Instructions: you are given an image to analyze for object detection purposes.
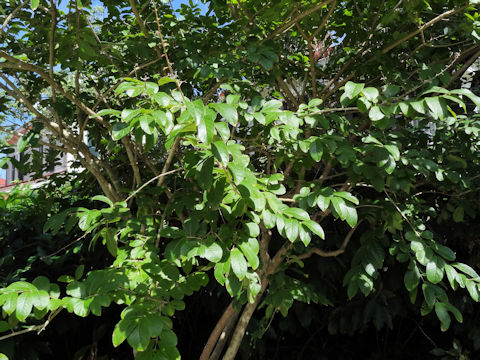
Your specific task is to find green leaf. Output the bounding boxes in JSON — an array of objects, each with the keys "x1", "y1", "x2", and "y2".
[
  {"x1": 330, "y1": 197, "x2": 348, "y2": 221},
  {"x1": 362, "y1": 87, "x2": 380, "y2": 102},
  {"x1": 3, "y1": 292, "x2": 18, "y2": 315},
  {"x1": 425, "y1": 97, "x2": 445, "y2": 119},
  {"x1": 344, "y1": 204, "x2": 358, "y2": 227},
  {"x1": 445, "y1": 264, "x2": 459, "y2": 290},
  {"x1": 398, "y1": 102, "x2": 411, "y2": 116},
  {"x1": 215, "y1": 122, "x2": 230, "y2": 141},
  {"x1": 384, "y1": 145, "x2": 400, "y2": 161},
  {"x1": 432, "y1": 244, "x2": 455, "y2": 261},
  {"x1": 193, "y1": 103, "x2": 215, "y2": 144},
  {"x1": 31, "y1": 0, "x2": 39, "y2": 9},
  {"x1": 74, "y1": 265, "x2": 84, "y2": 280},
  {"x1": 383, "y1": 84, "x2": 400, "y2": 97},
  {"x1": 302, "y1": 219, "x2": 325, "y2": 239},
  {"x1": 32, "y1": 290, "x2": 50, "y2": 310},
  {"x1": 230, "y1": 248, "x2": 248, "y2": 280},
  {"x1": 0, "y1": 353, "x2": 8, "y2": 360},
  {"x1": 309, "y1": 139, "x2": 323, "y2": 162},
  {"x1": 435, "y1": 302, "x2": 451, "y2": 332},
  {"x1": 262, "y1": 209, "x2": 276, "y2": 229},
  {"x1": 452, "y1": 263, "x2": 479, "y2": 279},
  {"x1": 239, "y1": 237, "x2": 260, "y2": 270},
  {"x1": 316, "y1": 194, "x2": 330, "y2": 212},
  {"x1": 213, "y1": 103, "x2": 238, "y2": 125},
  {"x1": 197, "y1": 156, "x2": 214, "y2": 190},
  {"x1": 43, "y1": 211, "x2": 69, "y2": 235},
  {"x1": 144, "y1": 314, "x2": 164, "y2": 337},
  {"x1": 344, "y1": 82, "x2": 365, "y2": 99},
  {"x1": 160, "y1": 328, "x2": 178, "y2": 347},
  {"x1": 426, "y1": 258, "x2": 444, "y2": 284},
  {"x1": 369, "y1": 105, "x2": 384, "y2": 121},
  {"x1": 283, "y1": 207, "x2": 310, "y2": 221},
  {"x1": 410, "y1": 100, "x2": 426, "y2": 114},
  {"x1": 127, "y1": 321, "x2": 151, "y2": 351},
  {"x1": 92, "y1": 195, "x2": 114, "y2": 206},
  {"x1": 450, "y1": 88, "x2": 480, "y2": 109},
  {"x1": 452, "y1": 206, "x2": 464, "y2": 222},
  {"x1": 158, "y1": 77, "x2": 176, "y2": 86},
  {"x1": 284, "y1": 218, "x2": 299, "y2": 242},
  {"x1": 17, "y1": 132, "x2": 33, "y2": 153},
  {"x1": 212, "y1": 141, "x2": 229, "y2": 165},
  {"x1": 16, "y1": 291, "x2": 34, "y2": 321},
  {"x1": 139, "y1": 115, "x2": 154, "y2": 135},
  {"x1": 245, "y1": 222, "x2": 260, "y2": 237},
  {"x1": 113, "y1": 318, "x2": 137, "y2": 347},
  {"x1": 404, "y1": 266, "x2": 420, "y2": 291},
  {"x1": 299, "y1": 225, "x2": 312, "y2": 246},
  {"x1": 112, "y1": 122, "x2": 132, "y2": 140},
  {"x1": 105, "y1": 228, "x2": 118, "y2": 257},
  {"x1": 333, "y1": 191, "x2": 359, "y2": 205},
  {"x1": 228, "y1": 162, "x2": 246, "y2": 184},
  {"x1": 466, "y1": 280, "x2": 479, "y2": 301},
  {"x1": 203, "y1": 242, "x2": 223, "y2": 263},
  {"x1": 422, "y1": 283, "x2": 436, "y2": 307}
]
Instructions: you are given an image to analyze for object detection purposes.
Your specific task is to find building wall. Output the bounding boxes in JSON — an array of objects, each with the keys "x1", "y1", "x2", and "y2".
[{"x1": 5, "y1": 143, "x2": 68, "y2": 185}]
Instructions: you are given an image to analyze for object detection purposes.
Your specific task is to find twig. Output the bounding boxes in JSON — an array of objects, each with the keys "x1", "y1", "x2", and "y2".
[
  {"x1": 297, "y1": 220, "x2": 362, "y2": 260},
  {"x1": 125, "y1": 168, "x2": 181, "y2": 202},
  {"x1": 382, "y1": 6, "x2": 468, "y2": 54},
  {"x1": 203, "y1": 77, "x2": 226, "y2": 104},
  {"x1": 384, "y1": 190, "x2": 421, "y2": 238},
  {"x1": 0, "y1": 0, "x2": 29, "y2": 39},
  {"x1": 92, "y1": 58, "x2": 162, "y2": 111},
  {"x1": 261, "y1": 0, "x2": 334, "y2": 44},
  {"x1": 0, "y1": 308, "x2": 62, "y2": 341},
  {"x1": 152, "y1": 0, "x2": 185, "y2": 98}
]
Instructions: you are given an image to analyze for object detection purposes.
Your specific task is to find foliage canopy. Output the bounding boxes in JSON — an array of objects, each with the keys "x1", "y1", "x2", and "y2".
[{"x1": 1, "y1": 0, "x2": 480, "y2": 358}]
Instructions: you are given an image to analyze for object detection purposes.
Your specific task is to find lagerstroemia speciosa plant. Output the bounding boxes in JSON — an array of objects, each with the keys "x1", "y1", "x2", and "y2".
[{"x1": 1, "y1": 0, "x2": 480, "y2": 358}]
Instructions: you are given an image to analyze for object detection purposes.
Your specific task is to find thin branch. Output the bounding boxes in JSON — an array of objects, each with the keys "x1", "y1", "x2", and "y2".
[
  {"x1": 261, "y1": 0, "x2": 334, "y2": 44},
  {"x1": 0, "y1": 51, "x2": 111, "y2": 130},
  {"x1": 0, "y1": 308, "x2": 62, "y2": 341},
  {"x1": 125, "y1": 168, "x2": 182, "y2": 202},
  {"x1": 384, "y1": 190, "x2": 421, "y2": 238},
  {"x1": 309, "y1": 0, "x2": 336, "y2": 41},
  {"x1": 382, "y1": 6, "x2": 468, "y2": 54},
  {"x1": 0, "y1": 75, "x2": 121, "y2": 201},
  {"x1": 128, "y1": 0, "x2": 164, "y2": 60},
  {"x1": 296, "y1": 23, "x2": 318, "y2": 98},
  {"x1": 157, "y1": 137, "x2": 181, "y2": 187},
  {"x1": 298, "y1": 220, "x2": 362, "y2": 260},
  {"x1": 0, "y1": 0, "x2": 29, "y2": 39},
  {"x1": 82, "y1": 8, "x2": 119, "y2": 69},
  {"x1": 152, "y1": 0, "x2": 185, "y2": 98},
  {"x1": 276, "y1": 75, "x2": 299, "y2": 109},
  {"x1": 203, "y1": 77, "x2": 226, "y2": 104},
  {"x1": 92, "y1": 58, "x2": 162, "y2": 111},
  {"x1": 49, "y1": 0, "x2": 57, "y2": 102},
  {"x1": 449, "y1": 49, "x2": 480, "y2": 86}
]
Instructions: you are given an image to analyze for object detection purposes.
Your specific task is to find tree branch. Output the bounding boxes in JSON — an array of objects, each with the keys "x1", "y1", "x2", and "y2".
[
  {"x1": 298, "y1": 220, "x2": 362, "y2": 260},
  {"x1": 261, "y1": 0, "x2": 334, "y2": 44},
  {"x1": 200, "y1": 302, "x2": 237, "y2": 360},
  {"x1": 0, "y1": 0, "x2": 29, "y2": 39},
  {"x1": 125, "y1": 168, "x2": 182, "y2": 202},
  {"x1": 382, "y1": 6, "x2": 468, "y2": 54}
]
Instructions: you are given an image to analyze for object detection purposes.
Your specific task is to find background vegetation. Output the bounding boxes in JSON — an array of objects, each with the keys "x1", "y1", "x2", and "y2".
[{"x1": 1, "y1": 0, "x2": 480, "y2": 359}]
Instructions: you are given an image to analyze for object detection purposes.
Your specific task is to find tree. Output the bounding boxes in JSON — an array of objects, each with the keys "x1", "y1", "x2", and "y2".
[{"x1": 1, "y1": 0, "x2": 480, "y2": 358}]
